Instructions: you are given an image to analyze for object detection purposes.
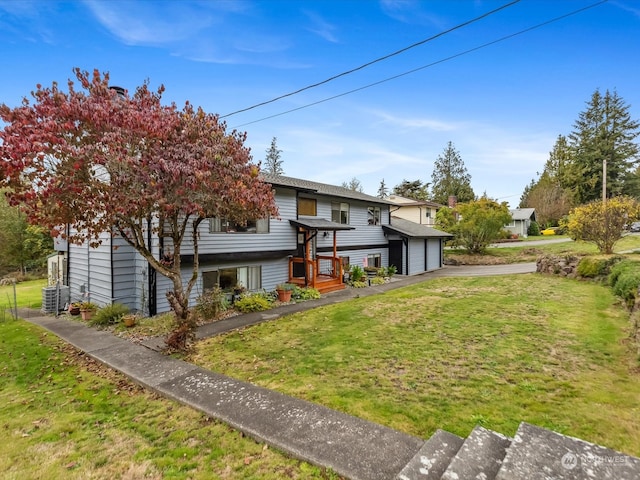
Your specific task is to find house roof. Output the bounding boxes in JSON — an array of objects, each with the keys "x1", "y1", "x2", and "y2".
[
  {"x1": 510, "y1": 208, "x2": 536, "y2": 221},
  {"x1": 262, "y1": 173, "x2": 393, "y2": 205},
  {"x1": 386, "y1": 194, "x2": 443, "y2": 208},
  {"x1": 289, "y1": 218, "x2": 355, "y2": 231},
  {"x1": 383, "y1": 216, "x2": 453, "y2": 238}
]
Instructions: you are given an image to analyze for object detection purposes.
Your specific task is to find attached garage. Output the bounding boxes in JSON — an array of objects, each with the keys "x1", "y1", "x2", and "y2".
[{"x1": 383, "y1": 217, "x2": 452, "y2": 275}]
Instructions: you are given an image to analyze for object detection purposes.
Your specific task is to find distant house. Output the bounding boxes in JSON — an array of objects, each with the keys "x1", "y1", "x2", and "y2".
[
  {"x1": 506, "y1": 208, "x2": 536, "y2": 238},
  {"x1": 387, "y1": 194, "x2": 443, "y2": 226},
  {"x1": 57, "y1": 174, "x2": 452, "y2": 315}
]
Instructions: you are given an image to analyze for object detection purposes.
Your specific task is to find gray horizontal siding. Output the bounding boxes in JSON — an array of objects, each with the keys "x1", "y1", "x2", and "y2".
[{"x1": 175, "y1": 189, "x2": 297, "y2": 256}]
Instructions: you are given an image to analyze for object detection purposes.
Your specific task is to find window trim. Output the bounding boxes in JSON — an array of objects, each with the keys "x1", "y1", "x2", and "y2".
[
  {"x1": 331, "y1": 201, "x2": 350, "y2": 225},
  {"x1": 209, "y1": 217, "x2": 269, "y2": 234},
  {"x1": 298, "y1": 197, "x2": 317, "y2": 216},
  {"x1": 368, "y1": 206, "x2": 381, "y2": 225}
]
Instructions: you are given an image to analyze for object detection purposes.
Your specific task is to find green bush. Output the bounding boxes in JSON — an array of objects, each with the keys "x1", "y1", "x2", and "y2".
[
  {"x1": 350, "y1": 265, "x2": 365, "y2": 283},
  {"x1": 292, "y1": 286, "x2": 320, "y2": 301},
  {"x1": 350, "y1": 280, "x2": 367, "y2": 288},
  {"x1": 195, "y1": 286, "x2": 228, "y2": 321},
  {"x1": 577, "y1": 257, "x2": 608, "y2": 278},
  {"x1": 233, "y1": 294, "x2": 272, "y2": 313},
  {"x1": 370, "y1": 276, "x2": 386, "y2": 285},
  {"x1": 90, "y1": 303, "x2": 129, "y2": 326},
  {"x1": 528, "y1": 221, "x2": 540, "y2": 236},
  {"x1": 609, "y1": 260, "x2": 640, "y2": 307}
]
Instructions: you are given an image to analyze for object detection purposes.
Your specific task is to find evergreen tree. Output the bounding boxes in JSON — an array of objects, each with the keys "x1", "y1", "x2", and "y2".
[
  {"x1": 377, "y1": 179, "x2": 388, "y2": 198},
  {"x1": 392, "y1": 179, "x2": 429, "y2": 200},
  {"x1": 566, "y1": 89, "x2": 639, "y2": 204},
  {"x1": 341, "y1": 177, "x2": 364, "y2": 193},
  {"x1": 430, "y1": 141, "x2": 475, "y2": 204},
  {"x1": 520, "y1": 135, "x2": 573, "y2": 226},
  {"x1": 263, "y1": 137, "x2": 284, "y2": 175}
]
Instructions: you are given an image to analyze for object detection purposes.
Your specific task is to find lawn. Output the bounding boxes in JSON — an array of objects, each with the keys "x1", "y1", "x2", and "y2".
[
  {"x1": 191, "y1": 274, "x2": 640, "y2": 457},
  {"x1": 446, "y1": 234, "x2": 640, "y2": 264},
  {"x1": 0, "y1": 278, "x2": 46, "y2": 312},
  {"x1": 0, "y1": 319, "x2": 342, "y2": 479}
]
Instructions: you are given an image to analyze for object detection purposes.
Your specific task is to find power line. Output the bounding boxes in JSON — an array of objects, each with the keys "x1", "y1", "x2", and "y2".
[
  {"x1": 220, "y1": 0, "x2": 521, "y2": 119},
  {"x1": 231, "y1": 0, "x2": 608, "y2": 129}
]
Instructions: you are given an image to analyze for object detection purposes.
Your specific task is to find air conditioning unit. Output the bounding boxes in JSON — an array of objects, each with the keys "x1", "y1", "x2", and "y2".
[{"x1": 42, "y1": 285, "x2": 70, "y2": 314}]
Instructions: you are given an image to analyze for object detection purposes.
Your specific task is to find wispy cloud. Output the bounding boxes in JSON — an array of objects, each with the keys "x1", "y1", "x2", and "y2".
[
  {"x1": 370, "y1": 109, "x2": 459, "y2": 131},
  {"x1": 303, "y1": 10, "x2": 338, "y2": 43},
  {"x1": 611, "y1": 1, "x2": 640, "y2": 18},
  {"x1": 379, "y1": 0, "x2": 447, "y2": 28},
  {"x1": 83, "y1": 0, "x2": 216, "y2": 45},
  {"x1": 0, "y1": 0, "x2": 56, "y2": 44},
  {"x1": 82, "y1": 0, "x2": 309, "y2": 68}
]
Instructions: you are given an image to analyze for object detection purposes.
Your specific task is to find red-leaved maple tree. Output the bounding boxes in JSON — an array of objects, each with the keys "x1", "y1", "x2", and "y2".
[{"x1": 0, "y1": 68, "x2": 278, "y2": 343}]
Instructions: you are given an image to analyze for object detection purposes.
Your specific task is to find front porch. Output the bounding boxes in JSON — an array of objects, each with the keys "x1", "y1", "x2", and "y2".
[{"x1": 287, "y1": 219, "x2": 354, "y2": 294}]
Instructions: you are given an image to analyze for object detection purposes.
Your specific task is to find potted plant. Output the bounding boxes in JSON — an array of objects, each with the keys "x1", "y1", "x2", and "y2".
[
  {"x1": 275, "y1": 283, "x2": 295, "y2": 302},
  {"x1": 122, "y1": 313, "x2": 137, "y2": 328},
  {"x1": 68, "y1": 302, "x2": 81, "y2": 316},
  {"x1": 79, "y1": 302, "x2": 97, "y2": 321}
]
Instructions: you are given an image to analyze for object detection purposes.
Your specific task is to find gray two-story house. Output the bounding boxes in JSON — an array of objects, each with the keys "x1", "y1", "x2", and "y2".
[{"x1": 59, "y1": 174, "x2": 451, "y2": 315}]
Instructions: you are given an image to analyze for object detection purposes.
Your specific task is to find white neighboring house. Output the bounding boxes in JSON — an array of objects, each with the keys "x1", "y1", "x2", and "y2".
[
  {"x1": 387, "y1": 195, "x2": 443, "y2": 226},
  {"x1": 506, "y1": 208, "x2": 536, "y2": 238}
]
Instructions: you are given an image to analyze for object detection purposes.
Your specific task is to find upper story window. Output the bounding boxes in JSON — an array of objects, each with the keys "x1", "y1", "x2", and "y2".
[
  {"x1": 298, "y1": 197, "x2": 317, "y2": 216},
  {"x1": 368, "y1": 206, "x2": 381, "y2": 225},
  {"x1": 209, "y1": 217, "x2": 269, "y2": 234},
  {"x1": 331, "y1": 202, "x2": 349, "y2": 224}
]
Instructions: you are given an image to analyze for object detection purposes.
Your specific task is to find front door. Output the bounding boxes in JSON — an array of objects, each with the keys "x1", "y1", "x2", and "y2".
[{"x1": 389, "y1": 240, "x2": 403, "y2": 275}]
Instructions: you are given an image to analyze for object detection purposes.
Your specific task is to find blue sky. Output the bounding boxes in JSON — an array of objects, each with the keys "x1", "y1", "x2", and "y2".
[{"x1": 1, "y1": 0, "x2": 639, "y2": 206}]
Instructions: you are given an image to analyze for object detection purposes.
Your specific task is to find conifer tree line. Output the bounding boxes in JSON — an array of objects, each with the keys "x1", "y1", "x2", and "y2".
[
  {"x1": 375, "y1": 141, "x2": 476, "y2": 204},
  {"x1": 520, "y1": 88, "x2": 640, "y2": 227}
]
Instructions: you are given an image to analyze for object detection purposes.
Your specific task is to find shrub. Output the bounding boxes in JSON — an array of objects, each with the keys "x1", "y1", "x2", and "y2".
[
  {"x1": 292, "y1": 286, "x2": 320, "y2": 301},
  {"x1": 194, "y1": 286, "x2": 228, "y2": 321},
  {"x1": 577, "y1": 257, "x2": 608, "y2": 278},
  {"x1": 276, "y1": 283, "x2": 296, "y2": 291},
  {"x1": 609, "y1": 260, "x2": 640, "y2": 307},
  {"x1": 386, "y1": 265, "x2": 397, "y2": 277},
  {"x1": 528, "y1": 221, "x2": 540, "y2": 236},
  {"x1": 578, "y1": 255, "x2": 624, "y2": 278},
  {"x1": 350, "y1": 265, "x2": 365, "y2": 283},
  {"x1": 350, "y1": 280, "x2": 368, "y2": 288},
  {"x1": 233, "y1": 294, "x2": 272, "y2": 313},
  {"x1": 370, "y1": 276, "x2": 385, "y2": 285},
  {"x1": 90, "y1": 303, "x2": 129, "y2": 326}
]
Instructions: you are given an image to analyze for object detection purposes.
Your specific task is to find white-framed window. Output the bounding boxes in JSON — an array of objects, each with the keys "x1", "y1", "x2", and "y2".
[
  {"x1": 367, "y1": 253, "x2": 382, "y2": 268},
  {"x1": 368, "y1": 206, "x2": 381, "y2": 225},
  {"x1": 202, "y1": 266, "x2": 262, "y2": 292},
  {"x1": 209, "y1": 217, "x2": 269, "y2": 234},
  {"x1": 331, "y1": 202, "x2": 349, "y2": 224}
]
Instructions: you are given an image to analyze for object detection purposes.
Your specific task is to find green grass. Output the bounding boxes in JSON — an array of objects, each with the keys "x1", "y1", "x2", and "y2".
[
  {"x1": 0, "y1": 278, "x2": 46, "y2": 311},
  {"x1": 0, "y1": 319, "x2": 342, "y2": 479},
  {"x1": 192, "y1": 274, "x2": 640, "y2": 457},
  {"x1": 447, "y1": 235, "x2": 640, "y2": 264}
]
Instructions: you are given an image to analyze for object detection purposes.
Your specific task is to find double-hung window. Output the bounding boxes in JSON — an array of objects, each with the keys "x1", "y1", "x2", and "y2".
[
  {"x1": 368, "y1": 206, "x2": 381, "y2": 225},
  {"x1": 202, "y1": 266, "x2": 262, "y2": 292},
  {"x1": 331, "y1": 202, "x2": 349, "y2": 224},
  {"x1": 209, "y1": 217, "x2": 269, "y2": 233}
]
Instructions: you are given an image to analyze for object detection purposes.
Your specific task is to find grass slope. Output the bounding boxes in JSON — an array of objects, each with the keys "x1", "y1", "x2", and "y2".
[
  {"x1": 0, "y1": 319, "x2": 341, "y2": 479},
  {"x1": 192, "y1": 274, "x2": 640, "y2": 457}
]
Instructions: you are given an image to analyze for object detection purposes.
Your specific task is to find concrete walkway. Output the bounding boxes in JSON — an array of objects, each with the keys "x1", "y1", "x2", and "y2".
[{"x1": 17, "y1": 263, "x2": 537, "y2": 480}]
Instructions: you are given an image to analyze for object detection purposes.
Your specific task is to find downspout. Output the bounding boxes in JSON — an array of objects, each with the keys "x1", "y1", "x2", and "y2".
[
  {"x1": 148, "y1": 218, "x2": 157, "y2": 316},
  {"x1": 110, "y1": 227, "x2": 114, "y2": 304}
]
